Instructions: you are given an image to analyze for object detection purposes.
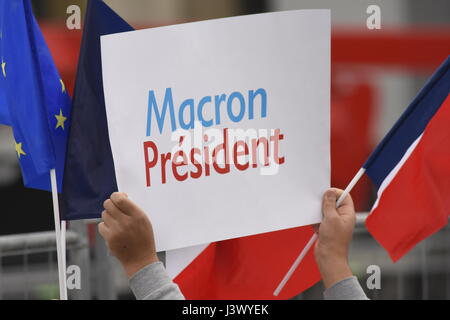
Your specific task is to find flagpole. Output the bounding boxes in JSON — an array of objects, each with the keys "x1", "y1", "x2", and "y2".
[
  {"x1": 61, "y1": 220, "x2": 67, "y2": 297},
  {"x1": 50, "y1": 168, "x2": 68, "y2": 300},
  {"x1": 273, "y1": 168, "x2": 366, "y2": 296}
]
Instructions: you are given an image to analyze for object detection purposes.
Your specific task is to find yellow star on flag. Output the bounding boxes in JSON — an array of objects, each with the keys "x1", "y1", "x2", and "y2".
[
  {"x1": 1, "y1": 60, "x2": 6, "y2": 78},
  {"x1": 60, "y1": 79, "x2": 65, "y2": 92},
  {"x1": 15, "y1": 141, "x2": 26, "y2": 158},
  {"x1": 55, "y1": 109, "x2": 67, "y2": 130}
]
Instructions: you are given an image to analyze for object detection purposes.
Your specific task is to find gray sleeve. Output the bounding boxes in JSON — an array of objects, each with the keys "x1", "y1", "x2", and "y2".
[
  {"x1": 129, "y1": 261, "x2": 185, "y2": 300},
  {"x1": 323, "y1": 276, "x2": 369, "y2": 300}
]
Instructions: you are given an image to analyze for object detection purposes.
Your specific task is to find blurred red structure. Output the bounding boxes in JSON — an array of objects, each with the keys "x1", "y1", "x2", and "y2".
[
  {"x1": 40, "y1": 22, "x2": 82, "y2": 95},
  {"x1": 331, "y1": 27, "x2": 450, "y2": 210},
  {"x1": 40, "y1": 21, "x2": 450, "y2": 212},
  {"x1": 333, "y1": 27, "x2": 450, "y2": 71},
  {"x1": 331, "y1": 78, "x2": 376, "y2": 210}
]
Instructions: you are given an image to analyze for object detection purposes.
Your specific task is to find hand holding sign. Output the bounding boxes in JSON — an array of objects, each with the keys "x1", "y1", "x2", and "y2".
[{"x1": 99, "y1": 192, "x2": 159, "y2": 277}]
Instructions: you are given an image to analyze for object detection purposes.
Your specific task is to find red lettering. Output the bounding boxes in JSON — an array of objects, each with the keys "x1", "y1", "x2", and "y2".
[
  {"x1": 233, "y1": 140, "x2": 249, "y2": 171},
  {"x1": 161, "y1": 152, "x2": 172, "y2": 184},
  {"x1": 270, "y1": 129, "x2": 285, "y2": 164},
  {"x1": 251, "y1": 136, "x2": 269, "y2": 168},
  {"x1": 172, "y1": 150, "x2": 188, "y2": 181},
  {"x1": 143, "y1": 141, "x2": 158, "y2": 187},
  {"x1": 190, "y1": 148, "x2": 202, "y2": 179},
  {"x1": 212, "y1": 128, "x2": 231, "y2": 174}
]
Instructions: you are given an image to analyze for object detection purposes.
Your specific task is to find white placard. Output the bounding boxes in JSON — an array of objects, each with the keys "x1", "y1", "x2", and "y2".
[{"x1": 101, "y1": 10, "x2": 330, "y2": 252}]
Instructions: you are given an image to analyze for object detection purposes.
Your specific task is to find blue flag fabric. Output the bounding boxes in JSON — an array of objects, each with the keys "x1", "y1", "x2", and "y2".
[
  {"x1": 61, "y1": 0, "x2": 134, "y2": 220},
  {"x1": 0, "y1": 0, "x2": 71, "y2": 192},
  {"x1": 363, "y1": 56, "x2": 450, "y2": 188}
]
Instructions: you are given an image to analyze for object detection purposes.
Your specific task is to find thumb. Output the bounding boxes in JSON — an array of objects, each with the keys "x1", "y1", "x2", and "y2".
[
  {"x1": 110, "y1": 192, "x2": 142, "y2": 217},
  {"x1": 322, "y1": 189, "x2": 338, "y2": 219}
]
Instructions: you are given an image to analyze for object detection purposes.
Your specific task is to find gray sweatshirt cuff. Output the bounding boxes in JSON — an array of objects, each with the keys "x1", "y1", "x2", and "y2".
[
  {"x1": 323, "y1": 276, "x2": 369, "y2": 300},
  {"x1": 129, "y1": 261, "x2": 185, "y2": 300}
]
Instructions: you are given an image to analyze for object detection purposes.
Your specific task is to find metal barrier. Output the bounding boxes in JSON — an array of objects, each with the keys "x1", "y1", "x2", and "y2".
[
  {"x1": 0, "y1": 230, "x2": 89, "y2": 300},
  {"x1": 358, "y1": 214, "x2": 450, "y2": 300},
  {"x1": 0, "y1": 215, "x2": 448, "y2": 300},
  {"x1": 299, "y1": 213, "x2": 450, "y2": 300}
]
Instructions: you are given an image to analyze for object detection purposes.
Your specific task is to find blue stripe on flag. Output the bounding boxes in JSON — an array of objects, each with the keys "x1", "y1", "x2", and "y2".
[
  {"x1": 60, "y1": 0, "x2": 134, "y2": 220},
  {"x1": 363, "y1": 56, "x2": 450, "y2": 188}
]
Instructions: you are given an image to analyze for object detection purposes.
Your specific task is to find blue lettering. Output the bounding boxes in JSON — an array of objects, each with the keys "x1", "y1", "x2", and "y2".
[
  {"x1": 146, "y1": 88, "x2": 177, "y2": 136},
  {"x1": 146, "y1": 88, "x2": 267, "y2": 135},
  {"x1": 179, "y1": 98, "x2": 195, "y2": 130},
  {"x1": 227, "y1": 91, "x2": 246, "y2": 123},
  {"x1": 197, "y1": 96, "x2": 213, "y2": 127},
  {"x1": 214, "y1": 94, "x2": 226, "y2": 125},
  {"x1": 248, "y1": 88, "x2": 267, "y2": 119}
]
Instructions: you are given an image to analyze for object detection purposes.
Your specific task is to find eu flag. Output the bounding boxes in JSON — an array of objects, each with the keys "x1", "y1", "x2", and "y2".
[
  {"x1": 0, "y1": 0, "x2": 71, "y2": 192},
  {"x1": 61, "y1": 0, "x2": 133, "y2": 220}
]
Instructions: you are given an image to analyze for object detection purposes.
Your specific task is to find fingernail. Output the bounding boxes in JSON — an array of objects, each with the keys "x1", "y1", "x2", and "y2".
[{"x1": 325, "y1": 190, "x2": 335, "y2": 200}]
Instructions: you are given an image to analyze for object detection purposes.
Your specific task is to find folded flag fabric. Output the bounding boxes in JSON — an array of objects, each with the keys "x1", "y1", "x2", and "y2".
[
  {"x1": 60, "y1": 0, "x2": 133, "y2": 220},
  {"x1": 168, "y1": 225, "x2": 321, "y2": 300},
  {"x1": 364, "y1": 56, "x2": 450, "y2": 261},
  {"x1": 0, "y1": 0, "x2": 71, "y2": 192}
]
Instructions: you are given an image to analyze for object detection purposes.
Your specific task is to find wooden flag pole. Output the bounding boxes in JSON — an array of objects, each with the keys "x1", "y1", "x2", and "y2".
[
  {"x1": 273, "y1": 168, "x2": 366, "y2": 296},
  {"x1": 50, "y1": 169, "x2": 68, "y2": 300}
]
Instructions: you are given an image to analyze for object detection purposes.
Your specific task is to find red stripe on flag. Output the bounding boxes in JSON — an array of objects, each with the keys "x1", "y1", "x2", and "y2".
[
  {"x1": 173, "y1": 225, "x2": 320, "y2": 300},
  {"x1": 366, "y1": 94, "x2": 450, "y2": 262}
]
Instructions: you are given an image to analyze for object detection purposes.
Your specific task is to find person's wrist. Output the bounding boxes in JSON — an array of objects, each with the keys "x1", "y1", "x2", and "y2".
[
  {"x1": 123, "y1": 253, "x2": 159, "y2": 278},
  {"x1": 315, "y1": 247, "x2": 352, "y2": 289}
]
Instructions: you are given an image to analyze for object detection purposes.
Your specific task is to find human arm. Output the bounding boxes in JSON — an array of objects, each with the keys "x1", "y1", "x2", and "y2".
[
  {"x1": 98, "y1": 192, "x2": 184, "y2": 300},
  {"x1": 314, "y1": 188, "x2": 368, "y2": 300}
]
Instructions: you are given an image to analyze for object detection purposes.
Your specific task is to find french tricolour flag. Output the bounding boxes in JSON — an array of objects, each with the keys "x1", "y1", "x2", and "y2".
[
  {"x1": 364, "y1": 56, "x2": 450, "y2": 261},
  {"x1": 166, "y1": 226, "x2": 321, "y2": 299}
]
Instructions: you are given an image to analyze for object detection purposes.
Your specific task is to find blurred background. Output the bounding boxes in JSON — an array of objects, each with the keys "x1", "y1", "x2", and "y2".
[{"x1": 0, "y1": 0, "x2": 449, "y2": 299}]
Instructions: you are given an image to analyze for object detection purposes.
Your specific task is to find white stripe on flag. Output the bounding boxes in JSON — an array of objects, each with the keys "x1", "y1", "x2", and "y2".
[
  {"x1": 370, "y1": 133, "x2": 423, "y2": 212},
  {"x1": 166, "y1": 243, "x2": 209, "y2": 279}
]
